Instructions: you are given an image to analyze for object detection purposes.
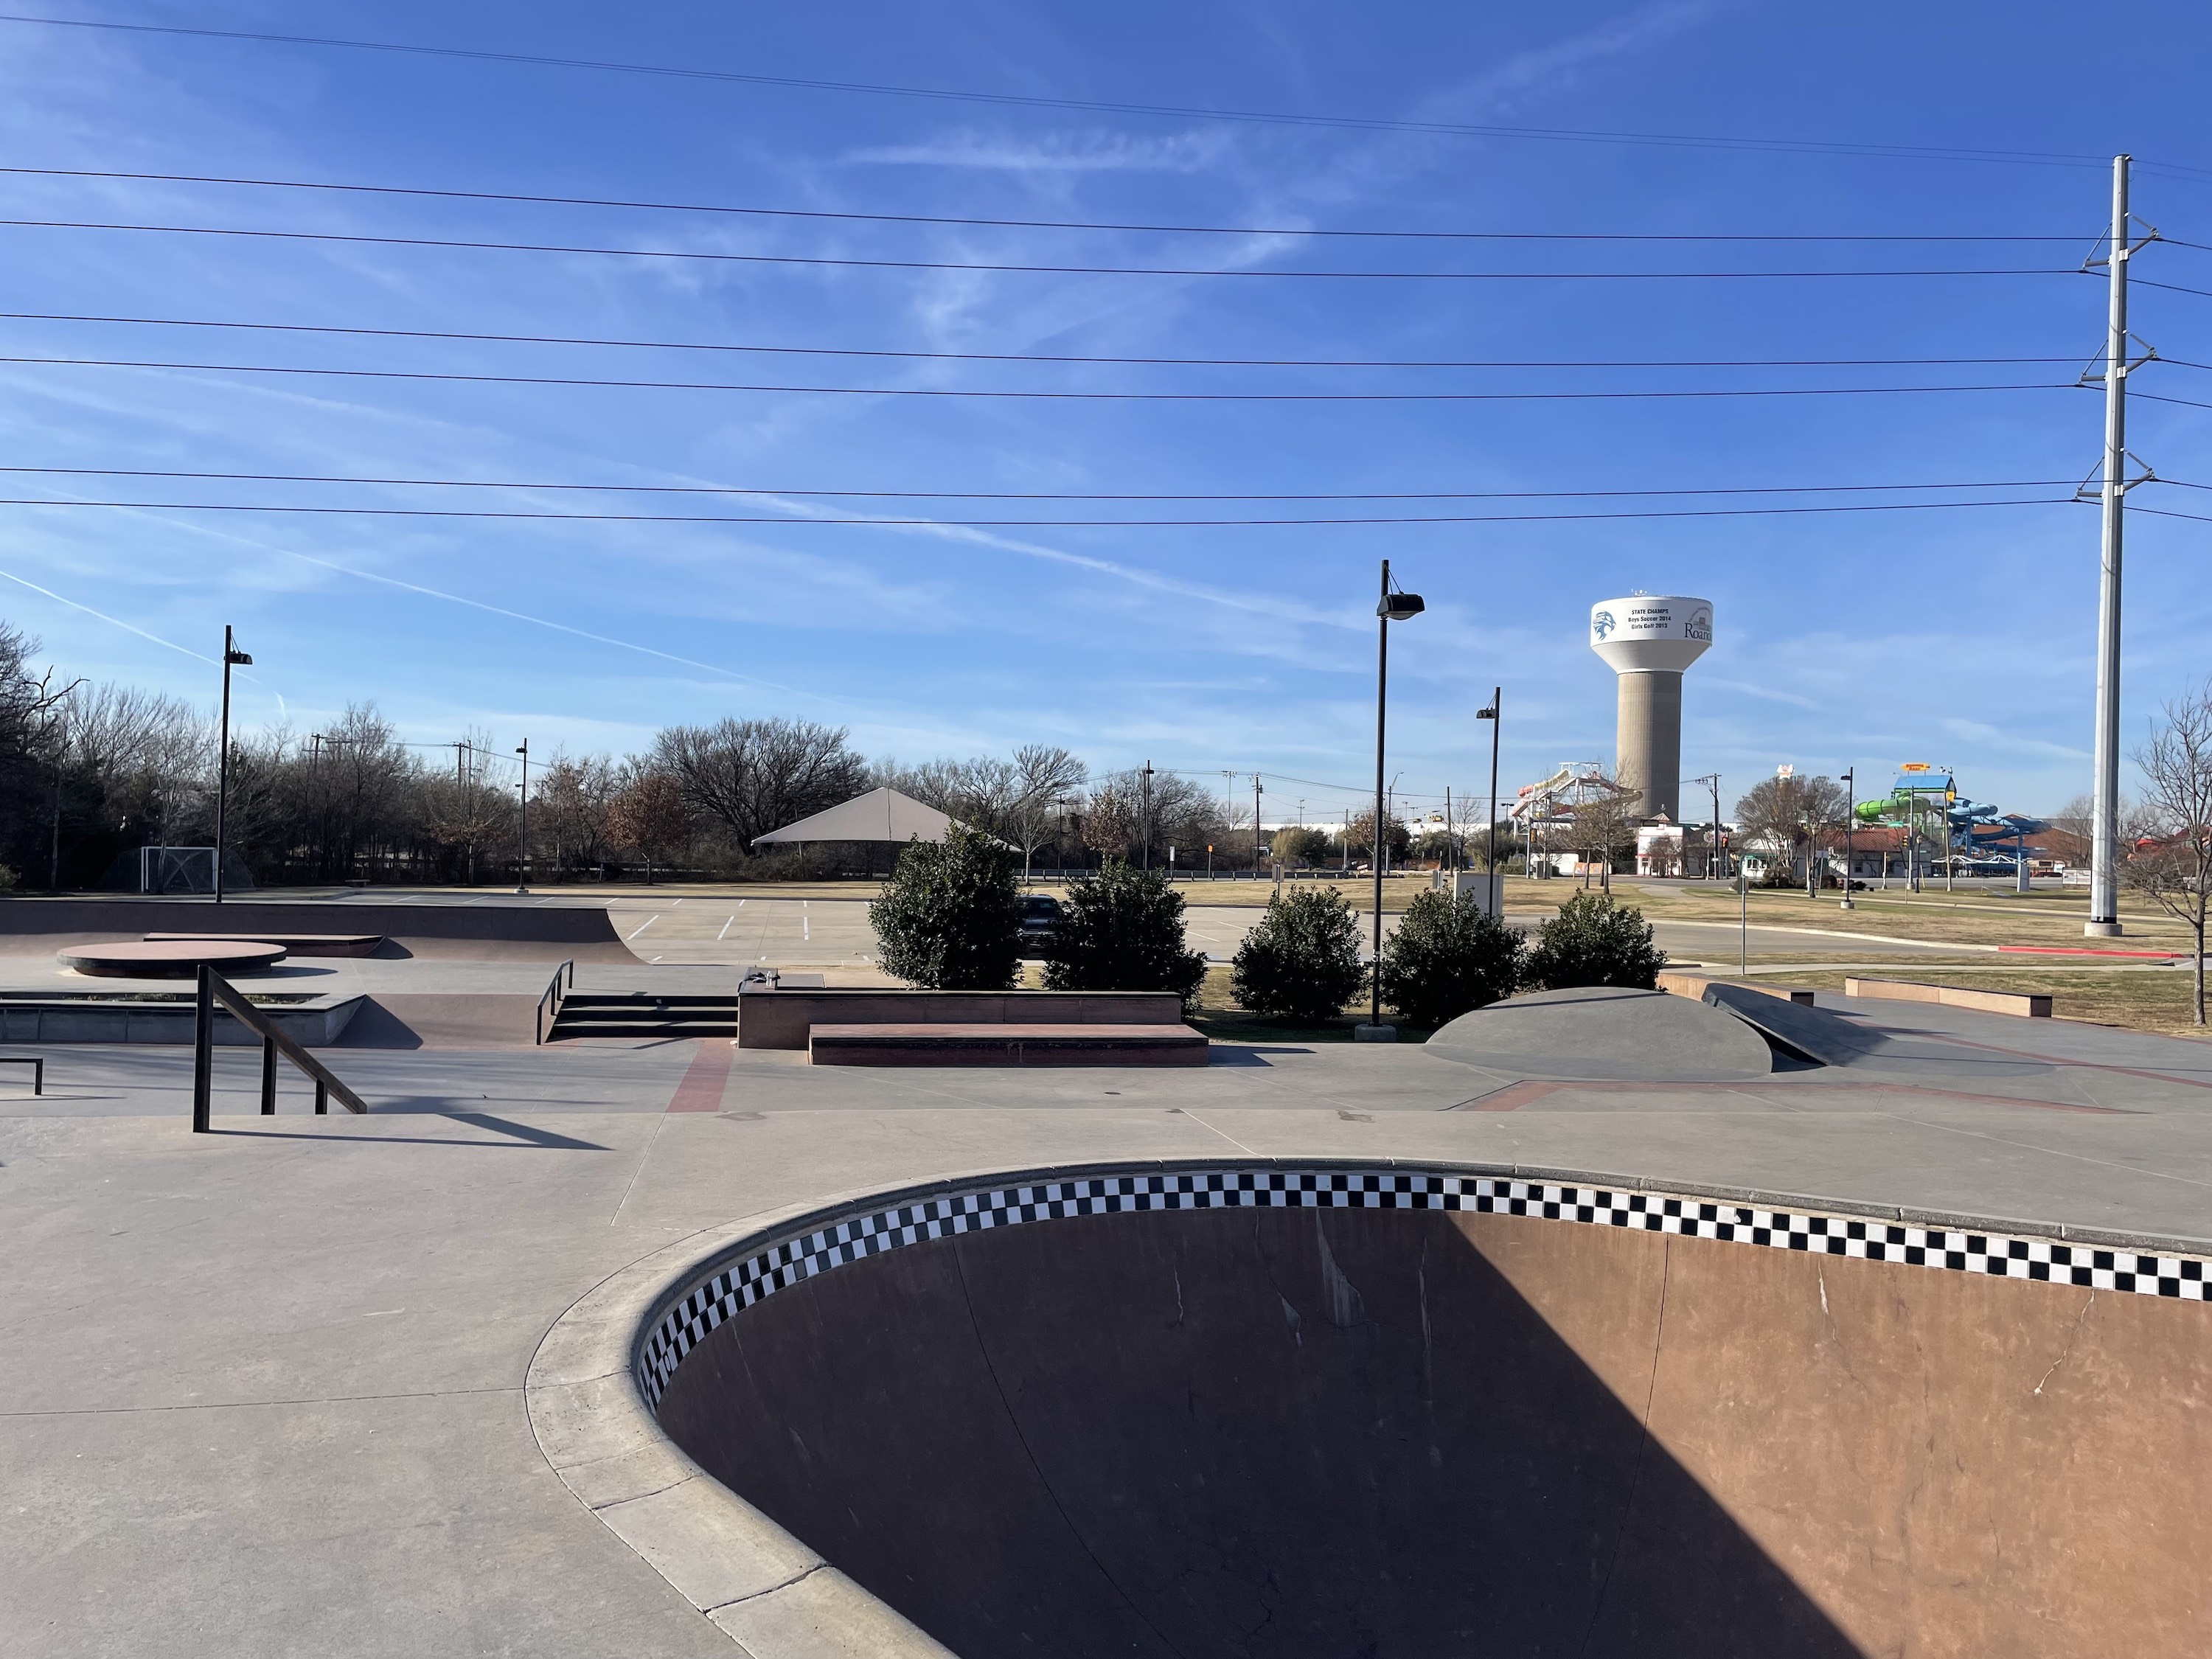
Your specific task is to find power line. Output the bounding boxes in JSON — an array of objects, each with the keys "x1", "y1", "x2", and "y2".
[
  {"x1": 0, "y1": 310, "x2": 2106, "y2": 372},
  {"x1": 2135, "y1": 277, "x2": 2212, "y2": 301},
  {"x1": 0, "y1": 164, "x2": 2087, "y2": 245},
  {"x1": 2133, "y1": 391, "x2": 2212, "y2": 413},
  {"x1": 0, "y1": 218, "x2": 2084, "y2": 280},
  {"x1": 0, "y1": 466, "x2": 2094, "y2": 501},
  {"x1": 0, "y1": 354, "x2": 2081, "y2": 402},
  {"x1": 0, "y1": 13, "x2": 2117, "y2": 170},
  {"x1": 0, "y1": 495, "x2": 2083, "y2": 526}
]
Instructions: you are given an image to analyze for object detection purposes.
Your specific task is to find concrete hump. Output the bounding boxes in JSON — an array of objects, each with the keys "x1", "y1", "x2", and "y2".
[
  {"x1": 1427, "y1": 985, "x2": 1774, "y2": 1081},
  {"x1": 1699, "y1": 983, "x2": 1891, "y2": 1068}
]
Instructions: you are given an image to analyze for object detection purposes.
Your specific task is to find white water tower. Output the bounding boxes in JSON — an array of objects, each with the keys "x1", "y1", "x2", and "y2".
[{"x1": 1588, "y1": 594, "x2": 1713, "y2": 821}]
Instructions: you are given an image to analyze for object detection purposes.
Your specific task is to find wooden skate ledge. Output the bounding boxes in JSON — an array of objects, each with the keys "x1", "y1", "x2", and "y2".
[
  {"x1": 809, "y1": 1022, "x2": 1209, "y2": 1067},
  {"x1": 1844, "y1": 978, "x2": 2051, "y2": 1018}
]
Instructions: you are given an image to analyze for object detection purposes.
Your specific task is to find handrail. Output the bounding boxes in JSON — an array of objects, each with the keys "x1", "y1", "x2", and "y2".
[
  {"x1": 191, "y1": 964, "x2": 367, "y2": 1131},
  {"x1": 535, "y1": 958, "x2": 577, "y2": 1045}
]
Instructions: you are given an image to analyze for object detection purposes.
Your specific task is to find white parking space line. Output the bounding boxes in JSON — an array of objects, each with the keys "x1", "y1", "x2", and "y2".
[
  {"x1": 717, "y1": 915, "x2": 734, "y2": 940},
  {"x1": 627, "y1": 914, "x2": 660, "y2": 940}
]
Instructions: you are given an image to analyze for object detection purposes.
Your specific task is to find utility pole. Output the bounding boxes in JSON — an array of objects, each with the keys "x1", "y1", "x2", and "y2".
[
  {"x1": 1444, "y1": 787, "x2": 1453, "y2": 875},
  {"x1": 1686, "y1": 773, "x2": 1722, "y2": 881},
  {"x1": 212, "y1": 625, "x2": 252, "y2": 904},
  {"x1": 2086, "y1": 153, "x2": 2152, "y2": 937},
  {"x1": 1252, "y1": 773, "x2": 1263, "y2": 875}
]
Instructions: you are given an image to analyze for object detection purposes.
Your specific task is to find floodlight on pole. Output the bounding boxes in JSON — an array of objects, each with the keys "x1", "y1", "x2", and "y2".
[
  {"x1": 1476, "y1": 688, "x2": 1501, "y2": 893},
  {"x1": 515, "y1": 739, "x2": 530, "y2": 894},
  {"x1": 1361, "y1": 559, "x2": 1423, "y2": 1040},
  {"x1": 1840, "y1": 768, "x2": 1856, "y2": 910},
  {"x1": 212, "y1": 625, "x2": 252, "y2": 905}
]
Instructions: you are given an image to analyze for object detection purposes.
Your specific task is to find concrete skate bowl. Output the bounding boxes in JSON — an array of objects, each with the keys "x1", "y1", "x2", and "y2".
[
  {"x1": 637, "y1": 1166, "x2": 2212, "y2": 1658},
  {"x1": 0, "y1": 897, "x2": 639, "y2": 963}
]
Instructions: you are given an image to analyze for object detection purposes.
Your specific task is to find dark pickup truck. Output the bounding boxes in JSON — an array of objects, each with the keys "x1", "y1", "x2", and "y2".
[{"x1": 1018, "y1": 894, "x2": 1064, "y2": 957}]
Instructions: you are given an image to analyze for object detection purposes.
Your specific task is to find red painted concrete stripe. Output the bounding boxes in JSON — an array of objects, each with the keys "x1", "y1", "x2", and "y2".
[
  {"x1": 1459, "y1": 1081, "x2": 1567, "y2": 1112},
  {"x1": 667, "y1": 1040, "x2": 734, "y2": 1113},
  {"x1": 1998, "y1": 944, "x2": 2177, "y2": 959}
]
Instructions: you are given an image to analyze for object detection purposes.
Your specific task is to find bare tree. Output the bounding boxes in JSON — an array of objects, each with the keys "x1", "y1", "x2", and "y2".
[
  {"x1": 608, "y1": 769, "x2": 695, "y2": 885},
  {"x1": 2045, "y1": 791, "x2": 2095, "y2": 869},
  {"x1": 1568, "y1": 773, "x2": 1642, "y2": 894},
  {"x1": 2126, "y1": 684, "x2": 2212, "y2": 1024},
  {"x1": 654, "y1": 717, "x2": 868, "y2": 851},
  {"x1": 535, "y1": 753, "x2": 616, "y2": 879},
  {"x1": 1079, "y1": 768, "x2": 1219, "y2": 867},
  {"x1": 1735, "y1": 773, "x2": 1851, "y2": 890},
  {"x1": 1341, "y1": 807, "x2": 1410, "y2": 867},
  {"x1": 1006, "y1": 744, "x2": 1086, "y2": 879}
]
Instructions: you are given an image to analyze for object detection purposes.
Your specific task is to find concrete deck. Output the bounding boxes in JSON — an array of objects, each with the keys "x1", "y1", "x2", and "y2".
[{"x1": 3, "y1": 987, "x2": 2211, "y2": 1655}]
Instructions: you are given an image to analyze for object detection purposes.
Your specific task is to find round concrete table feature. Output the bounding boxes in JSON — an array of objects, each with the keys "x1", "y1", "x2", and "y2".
[{"x1": 58, "y1": 939, "x2": 288, "y2": 978}]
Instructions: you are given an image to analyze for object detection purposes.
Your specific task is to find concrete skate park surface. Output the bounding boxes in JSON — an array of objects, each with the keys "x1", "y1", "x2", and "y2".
[
  {"x1": 0, "y1": 894, "x2": 641, "y2": 963},
  {"x1": 7, "y1": 907, "x2": 2212, "y2": 1654}
]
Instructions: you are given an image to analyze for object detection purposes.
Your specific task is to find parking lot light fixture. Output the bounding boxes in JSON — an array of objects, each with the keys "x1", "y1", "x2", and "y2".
[{"x1": 1362, "y1": 560, "x2": 1424, "y2": 1040}]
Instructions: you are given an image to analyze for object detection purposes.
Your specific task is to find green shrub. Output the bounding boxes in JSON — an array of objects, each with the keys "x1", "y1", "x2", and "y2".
[
  {"x1": 1523, "y1": 891, "x2": 1666, "y2": 990},
  {"x1": 1043, "y1": 860, "x2": 1208, "y2": 1010},
  {"x1": 1231, "y1": 887, "x2": 1366, "y2": 1023},
  {"x1": 868, "y1": 824, "x2": 1022, "y2": 990},
  {"x1": 1379, "y1": 889, "x2": 1526, "y2": 1027}
]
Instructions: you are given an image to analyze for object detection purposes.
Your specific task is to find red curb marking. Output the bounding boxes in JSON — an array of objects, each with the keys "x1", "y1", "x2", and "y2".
[
  {"x1": 667, "y1": 1040, "x2": 734, "y2": 1113},
  {"x1": 1997, "y1": 944, "x2": 2178, "y2": 959}
]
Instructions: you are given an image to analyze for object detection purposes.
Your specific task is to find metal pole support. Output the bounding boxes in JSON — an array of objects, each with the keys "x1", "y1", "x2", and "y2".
[
  {"x1": 314, "y1": 1078, "x2": 328, "y2": 1116},
  {"x1": 260, "y1": 1034, "x2": 277, "y2": 1115},
  {"x1": 191, "y1": 964, "x2": 213, "y2": 1133}
]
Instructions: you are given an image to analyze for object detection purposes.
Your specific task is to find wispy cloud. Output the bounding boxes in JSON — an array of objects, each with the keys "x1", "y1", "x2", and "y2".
[
  {"x1": 844, "y1": 128, "x2": 1234, "y2": 173},
  {"x1": 0, "y1": 564, "x2": 212, "y2": 662}
]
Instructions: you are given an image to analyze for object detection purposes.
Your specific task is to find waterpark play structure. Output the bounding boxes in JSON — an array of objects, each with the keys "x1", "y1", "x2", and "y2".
[
  {"x1": 1854, "y1": 765, "x2": 2049, "y2": 881},
  {"x1": 1504, "y1": 762, "x2": 2051, "y2": 884}
]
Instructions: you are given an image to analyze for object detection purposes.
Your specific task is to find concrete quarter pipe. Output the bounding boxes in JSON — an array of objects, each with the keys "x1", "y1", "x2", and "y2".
[{"x1": 641, "y1": 1169, "x2": 2211, "y2": 1658}]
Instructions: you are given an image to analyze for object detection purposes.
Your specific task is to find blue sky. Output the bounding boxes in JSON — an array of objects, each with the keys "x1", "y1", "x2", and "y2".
[{"x1": 0, "y1": 1, "x2": 2208, "y2": 824}]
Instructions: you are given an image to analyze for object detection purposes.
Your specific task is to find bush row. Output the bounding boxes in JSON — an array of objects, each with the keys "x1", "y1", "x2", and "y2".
[
  {"x1": 1232, "y1": 886, "x2": 1665, "y2": 1027},
  {"x1": 869, "y1": 827, "x2": 1666, "y2": 1029}
]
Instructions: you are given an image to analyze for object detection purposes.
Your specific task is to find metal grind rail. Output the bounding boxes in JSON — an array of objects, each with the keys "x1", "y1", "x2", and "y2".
[
  {"x1": 535, "y1": 958, "x2": 576, "y2": 1045},
  {"x1": 190, "y1": 964, "x2": 366, "y2": 1131}
]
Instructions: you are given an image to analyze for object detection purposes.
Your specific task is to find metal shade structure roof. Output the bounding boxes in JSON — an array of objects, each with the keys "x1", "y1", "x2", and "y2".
[{"x1": 751, "y1": 786, "x2": 955, "y2": 847}]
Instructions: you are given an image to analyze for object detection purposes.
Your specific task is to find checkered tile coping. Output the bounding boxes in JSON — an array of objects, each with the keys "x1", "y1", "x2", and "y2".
[{"x1": 636, "y1": 1166, "x2": 2212, "y2": 1410}]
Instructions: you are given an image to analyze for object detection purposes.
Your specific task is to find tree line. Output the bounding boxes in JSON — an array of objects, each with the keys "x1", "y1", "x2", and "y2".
[{"x1": 0, "y1": 619, "x2": 1388, "y2": 888}]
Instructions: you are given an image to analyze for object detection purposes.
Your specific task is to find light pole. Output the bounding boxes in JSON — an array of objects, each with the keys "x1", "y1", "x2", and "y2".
[
  {"x1": 1141, "y1": 760, "x2": 1155, "y2": 871},
  {"x1": 1477, "y1": 686, "x2": 1501, "y2": 898},
  {"x1": 515, "y1": 740, "x2": 530, "y2": 894},
  {"x1": 1840, "y1": 768, "x2": 1856, "y2": 910},
  {"x1": 1361, "y1": 559, "x2": 1425, "y2": 1039},
  {"x1": 212, "y1": 625, "x2": 252, "y2": 904}
]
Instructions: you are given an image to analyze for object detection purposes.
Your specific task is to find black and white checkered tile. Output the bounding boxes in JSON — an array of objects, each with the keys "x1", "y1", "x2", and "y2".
[{"x1": 636, "y1": 1167, "x2": 2212, "y2": 1410}]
